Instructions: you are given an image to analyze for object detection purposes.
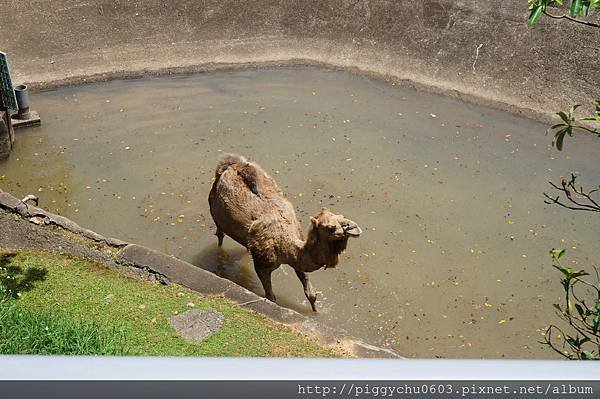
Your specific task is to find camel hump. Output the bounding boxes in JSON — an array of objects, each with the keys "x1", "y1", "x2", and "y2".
[
  {"x1": 215, "y1": 153, "x2": 261, "y2": 196},
  {"x1": 215, "y1": 153, "x2": 247, "y2": 176}
]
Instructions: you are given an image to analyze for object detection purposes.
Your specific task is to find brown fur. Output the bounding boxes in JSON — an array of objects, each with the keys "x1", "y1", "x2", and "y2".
[
  {"x1": 215, "y1": 154, "x2": 260, "y2": 195},
  {"x1": 208, "y1": 154, "x2": 362, "y2": 311}
]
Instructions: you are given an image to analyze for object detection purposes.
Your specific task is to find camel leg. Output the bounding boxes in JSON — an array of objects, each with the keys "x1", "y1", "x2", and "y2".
[
  {"x1": 215, "y1": 227, "x2": 224, "y2": 246},
  {"x1": 253, "y1": 260, "x2": 276, "y2": 302},
  {"x1": 295, "y1": 270, "x2": 317, "y2": 312}
]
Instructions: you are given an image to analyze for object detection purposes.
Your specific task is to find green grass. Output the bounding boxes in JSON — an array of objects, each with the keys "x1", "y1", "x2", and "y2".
[
  {"x1": 0, "y1": 250, "x2": 337, "y2": 357},
  {"x1": 0, "y1": 300, "x2": 128, "y2": 355}
]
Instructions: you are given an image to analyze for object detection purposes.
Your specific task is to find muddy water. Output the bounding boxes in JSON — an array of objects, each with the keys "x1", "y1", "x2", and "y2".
[{"x1": 2, "y1": 67, "x2": 599, "y2": 358}]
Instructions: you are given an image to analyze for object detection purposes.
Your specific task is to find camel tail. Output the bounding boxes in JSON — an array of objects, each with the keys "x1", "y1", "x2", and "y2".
[{"x1": 215, "y1": 153, "x2": 261, "y2": 196}]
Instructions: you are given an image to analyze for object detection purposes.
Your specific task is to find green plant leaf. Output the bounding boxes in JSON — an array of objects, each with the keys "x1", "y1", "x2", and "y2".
[
  {"x1": 566, "y1": 335, "x2": 578, "y2": 347},
  {"x1": 553, "y1": 303, "x2": 563, "y2": 313},
  {"x1": 580, "y1": 351, "x2": 599, "y2": 360},
  {"x1": 552, "y1": 263, "x2": 570, "y2": 278},
  {"x1": 554, "y1": 128, "x2": 570, "y2": 150},
  {"x1": 548, "y1": 123, "x2": 566, "y2": 129},
  {"x1": 570, "y1": 0, "x2": 584, "y2": 16},
  {"x1": 546, "y1": 124, "x2": 566, "y2": 137},
  {"x1": 550, "y1": 248, "x2": 566, "y2": 259},
  {"x1": 528, "y1": 5, "x2": 545, "y2": 26},
  {"x1": 568, "y1": 298, "x2": 574, "y2": 313},
  {"x1": 557, "y1": 111, "x2": 571, "y2": 124},
  {"x1": 582, "y1": 2, "x2": 590, "y2": 15},
  {"x1": 580, "y1": 336, "x2": 591, "y2": 345},
  {"x1": 571, "y1": 270, "x2": 590, "y2": 279}
]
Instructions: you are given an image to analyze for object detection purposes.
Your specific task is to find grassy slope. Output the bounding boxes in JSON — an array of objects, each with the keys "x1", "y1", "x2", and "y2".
[
  {"x1": 0, "y1": 300, "x2": 128, "y2": 355},
  {"x1": 0, "y1": 250, "x2": 336, "y2": 357}
]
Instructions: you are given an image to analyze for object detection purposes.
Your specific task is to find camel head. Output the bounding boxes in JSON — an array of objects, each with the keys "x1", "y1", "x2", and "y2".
[
  {"x1": 310, "y1": 208, "x2": 362, "y2": 240},
  {"x1": 306, "y1": 208, "x2": 362, "y2": 269}
]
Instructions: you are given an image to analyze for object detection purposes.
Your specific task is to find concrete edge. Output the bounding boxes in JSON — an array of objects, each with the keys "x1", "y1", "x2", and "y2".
[
  {"x1": 0, "y1": 188, "x2": 401, "y2": 359},
  {"x1": 0, "y1": 191, "x2": 127, "y2": 247},
  {"x1": 21, "y1": 58, "x2": 558, "y2": 126}
]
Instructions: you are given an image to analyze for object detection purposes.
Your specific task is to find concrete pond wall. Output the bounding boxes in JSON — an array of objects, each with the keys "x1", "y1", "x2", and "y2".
[{"x1": 1, "y1": 0, "x2": 598, "y2": 122}]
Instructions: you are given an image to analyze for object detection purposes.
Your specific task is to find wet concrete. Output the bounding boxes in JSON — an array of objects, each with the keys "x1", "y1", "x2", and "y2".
[{"x1": 1, "y1": 66, "x2": 599, "y2": 359}]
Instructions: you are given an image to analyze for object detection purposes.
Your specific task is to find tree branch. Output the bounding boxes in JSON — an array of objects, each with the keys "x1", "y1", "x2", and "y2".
[
  {"x1": 544, "y1": 174, "x2": 600, "y2": 212},
  {"x1": 543, "y1": 325, "x2": 572, "y2": 358},
  {"x1": 543, "y1": 10, "x2": 600, "y2": 28}
]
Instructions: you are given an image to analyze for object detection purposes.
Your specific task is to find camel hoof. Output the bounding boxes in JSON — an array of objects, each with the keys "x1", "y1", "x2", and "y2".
[
  {"x1": 266, "y1": 294, "x2": 276, "y2": 303},
  {"x1": 215, "y1": 231, "x2": 224, "y2": 246}
]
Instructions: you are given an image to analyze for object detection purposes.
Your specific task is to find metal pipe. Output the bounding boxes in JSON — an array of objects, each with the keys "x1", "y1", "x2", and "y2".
[{"x1": 13, "y1": 84, "x2": 30, "y2": 119}]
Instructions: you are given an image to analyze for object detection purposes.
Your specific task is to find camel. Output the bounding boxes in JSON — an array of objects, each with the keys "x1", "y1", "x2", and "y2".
[{"x1": 208, "y1": 154, "x2": 362, "y2": 311}]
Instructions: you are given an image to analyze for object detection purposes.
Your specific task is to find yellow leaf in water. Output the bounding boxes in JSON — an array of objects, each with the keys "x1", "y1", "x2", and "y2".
[{"x1": 498, "y1": 319, "x2": 507, "y2": 324}]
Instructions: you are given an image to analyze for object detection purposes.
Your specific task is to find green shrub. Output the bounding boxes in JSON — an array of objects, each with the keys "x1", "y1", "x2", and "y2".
[{"x1": 543, "y1": 250, "x2": 600, "y2": 360}]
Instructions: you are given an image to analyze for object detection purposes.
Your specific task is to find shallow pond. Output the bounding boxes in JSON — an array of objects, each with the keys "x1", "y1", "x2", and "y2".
[{"x1": 2, "y1": 67, "x2": 599, "y2": 358}]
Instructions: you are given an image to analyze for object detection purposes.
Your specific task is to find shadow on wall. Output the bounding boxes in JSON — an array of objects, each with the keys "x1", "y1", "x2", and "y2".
[{"x1": 191, "y1": 244, "x2": 259, "y2": 292}]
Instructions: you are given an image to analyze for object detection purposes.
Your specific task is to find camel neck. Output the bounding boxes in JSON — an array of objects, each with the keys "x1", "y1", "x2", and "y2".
[
  {"x1": 290, "y1": 236, "x2": 329, "y2": 273},
  {"x1": 287, "y1": 239, "x2": 322, "y2": 272}
]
